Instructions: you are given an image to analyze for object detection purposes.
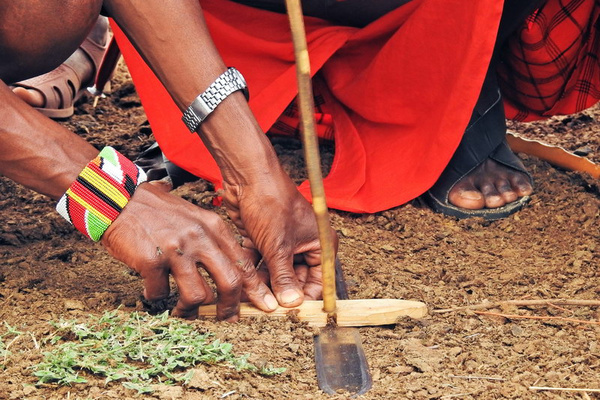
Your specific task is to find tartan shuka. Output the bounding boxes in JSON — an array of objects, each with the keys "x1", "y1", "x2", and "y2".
[
  {"x1": 56, "y1": 147, "x2": 147, "y2": 242},
  {"x1": 499, "y1": 0, "x2": 600, "y2": 121}
]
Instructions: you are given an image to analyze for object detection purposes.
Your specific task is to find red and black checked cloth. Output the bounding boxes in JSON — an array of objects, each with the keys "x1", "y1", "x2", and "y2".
[{"x1": 499, "y1": 0, "x2": 600, "y2": 121}]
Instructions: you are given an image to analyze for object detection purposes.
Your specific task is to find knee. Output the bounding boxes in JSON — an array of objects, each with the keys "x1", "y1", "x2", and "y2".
[{"x1": 0, "y1": 0, "x2": 103, "y2": 83}]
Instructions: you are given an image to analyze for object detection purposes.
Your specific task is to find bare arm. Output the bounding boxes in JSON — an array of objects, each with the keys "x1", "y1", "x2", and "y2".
[
  {"x1": 0, "y1": 81, "x2": 275, "y2": 320},
  {"x1": 0, "y1": 82, "x2": 97, "y2": 198},
  {"x1": 103, "y1": 0, "x2": 279, "y2": 184}
]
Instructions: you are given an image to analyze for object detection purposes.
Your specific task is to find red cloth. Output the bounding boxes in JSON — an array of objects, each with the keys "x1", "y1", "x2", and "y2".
[
  {"x1": 112, "y1": 0, "x2": 503, "y2": 213},
  {"x1": 500, "y1": 0, "x2": 600, "y2": 121}
]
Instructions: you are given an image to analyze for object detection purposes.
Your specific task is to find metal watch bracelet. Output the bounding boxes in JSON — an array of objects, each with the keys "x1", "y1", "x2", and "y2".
[{"x1": 182, "y1": 67, "x2": 249, "y2": 132}]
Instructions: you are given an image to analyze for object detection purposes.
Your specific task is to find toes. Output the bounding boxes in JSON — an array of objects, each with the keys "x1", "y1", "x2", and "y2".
[
  {"x1": 12, "y1": 87, "x2": 45, "y2": 107},
  {"x1": 495, "y1": 179, "x2": 519, "y2": 204},
  {"x1": 448, "y1": 181, "x2": 485, "y2": 210},
  {"x1": 491, "y1": 171, "x2": 533, "y2": 207},
  {"x1": 509, "y1": 172, "x2": 534, "y2": 197},
  {"x1": 446, "y1": 158, "x2": 533, "y2": 211},
  {"x1": 479, "y1": 182, "x2": 505, "y2": 208}
]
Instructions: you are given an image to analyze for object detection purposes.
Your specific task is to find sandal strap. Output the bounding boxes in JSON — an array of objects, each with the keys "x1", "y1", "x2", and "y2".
[
  {"x1": 427, "y1": 73, "x2": 508, "y2": 203},
  {"x1": 79, "y1": 27, "x2": 111, "y2": 83},
  {"x1": 11, "y1": 59, "x2": 83, "y2": 111},
  {"x1": 422, "y1": 65, "x2": 533, "y2": 220}
]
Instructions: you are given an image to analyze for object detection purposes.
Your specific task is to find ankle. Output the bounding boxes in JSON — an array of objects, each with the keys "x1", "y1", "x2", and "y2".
[{"x1": 89, "y1": 16, "x2": 110, "y2": 46}]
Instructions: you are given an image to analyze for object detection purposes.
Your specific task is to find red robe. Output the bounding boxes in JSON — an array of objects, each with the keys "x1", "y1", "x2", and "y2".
[{"x1": 112, "y1": 0, "x2": 600, "y2": 213}]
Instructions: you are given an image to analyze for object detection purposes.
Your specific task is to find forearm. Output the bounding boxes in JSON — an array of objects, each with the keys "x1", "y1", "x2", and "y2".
[
  {"x1": 103, "y1": 0, "x2": 282, "y2": 185},
  {"x1": 0, "y1": 82, "x2": 98, "y2": 199}
]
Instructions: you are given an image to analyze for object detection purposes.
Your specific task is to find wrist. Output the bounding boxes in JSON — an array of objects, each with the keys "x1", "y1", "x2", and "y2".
[
  {"x1": 56, "y1": 146, "x2": 147, "y2": 241},
  {"x1": 195, "y1": 96, "x2": 284, "y2": 185},
  {"x1": 179, "y1": 67, "x2": 285, "y2": 185},
  {"x1": 182, "y1": 68, "x2": 249, "y2": 133},
  {"x1": 218, "y1": 138, "x2": 283, "y2": 186}
]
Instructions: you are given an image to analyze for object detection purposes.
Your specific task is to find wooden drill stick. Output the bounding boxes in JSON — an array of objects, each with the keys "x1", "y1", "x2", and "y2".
[{"x1": 285, "y1": 0, "x2": 337, "y2": 315}]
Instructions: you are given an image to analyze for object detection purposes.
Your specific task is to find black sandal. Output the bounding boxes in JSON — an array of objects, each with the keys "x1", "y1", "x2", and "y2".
[
  {"x1": 135, "y1": 142, "x2": 199, "y2": 189},
  {"x1": 423, "y1": 79, "x2": 533, "y2": 220}
]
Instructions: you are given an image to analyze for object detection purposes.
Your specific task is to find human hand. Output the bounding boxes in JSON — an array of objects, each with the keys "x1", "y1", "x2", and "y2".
[
  {"x1": 221, "y1": 166, "x2": 336, "y2": 307},
  {"x1": 100, "y1": 181, "x2": 278, "y2": 321}
]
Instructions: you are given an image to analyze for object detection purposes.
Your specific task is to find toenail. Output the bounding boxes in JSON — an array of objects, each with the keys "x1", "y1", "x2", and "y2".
[{"x1": 459, "y1": 190, "x2": 483, "y2": 201}]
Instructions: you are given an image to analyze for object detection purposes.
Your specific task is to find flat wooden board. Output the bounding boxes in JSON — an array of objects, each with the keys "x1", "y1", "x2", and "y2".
[{"x1": 198, "y1": 299, "x2": 428, "y2": 327}]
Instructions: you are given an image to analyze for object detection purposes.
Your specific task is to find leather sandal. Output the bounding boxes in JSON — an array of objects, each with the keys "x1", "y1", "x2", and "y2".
[
  {"x1": 422, "y1": 81, "x2": 533, "y2": 221},
  {"x1": 10, "y1": 17, "x2": 110, "y2": 119}
]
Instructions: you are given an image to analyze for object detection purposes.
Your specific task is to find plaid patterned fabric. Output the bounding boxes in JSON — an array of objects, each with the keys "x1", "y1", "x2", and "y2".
[{"x1": 499, "y1": 0, "x2": 600, "y2": 121}]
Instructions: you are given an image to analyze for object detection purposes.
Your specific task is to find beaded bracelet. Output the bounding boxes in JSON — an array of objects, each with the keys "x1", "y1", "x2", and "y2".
[{"x1": 56, "y1": 146, "x2": 147, "y2": 241}]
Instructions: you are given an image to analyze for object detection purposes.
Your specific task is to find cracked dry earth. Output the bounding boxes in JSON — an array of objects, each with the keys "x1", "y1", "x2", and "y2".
[{"x1": 1, "y1": 64, "x2": 600, "y2": 399}]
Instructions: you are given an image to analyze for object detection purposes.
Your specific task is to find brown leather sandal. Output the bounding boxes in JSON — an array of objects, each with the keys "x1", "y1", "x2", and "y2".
[{"x1": 10, "y1": 17, "x2": 110, "y2": 119}]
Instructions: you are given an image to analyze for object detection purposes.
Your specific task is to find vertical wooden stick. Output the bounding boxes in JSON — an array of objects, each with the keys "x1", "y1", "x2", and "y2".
[{"x1": 285, "y1": 0, "x2": 336, "y2": 315}]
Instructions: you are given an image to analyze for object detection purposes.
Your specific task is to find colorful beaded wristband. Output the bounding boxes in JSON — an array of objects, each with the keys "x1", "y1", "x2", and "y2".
[{"x1": 56, "y1": 146, "x2": 147, "y2": 242}]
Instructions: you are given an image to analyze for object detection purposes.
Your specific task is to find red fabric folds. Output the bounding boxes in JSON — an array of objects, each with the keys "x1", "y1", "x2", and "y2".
[{"x1": 112, "y1": 0, "x2": 503, "y2": 213}]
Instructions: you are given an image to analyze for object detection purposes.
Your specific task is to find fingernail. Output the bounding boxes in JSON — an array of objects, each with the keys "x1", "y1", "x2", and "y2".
[
  {"x1": 280, "y1": 289, "x2": 301, "y2": 306},
  {"x1": 264, "y1": 294, "x2": 278, "y2": 311}
]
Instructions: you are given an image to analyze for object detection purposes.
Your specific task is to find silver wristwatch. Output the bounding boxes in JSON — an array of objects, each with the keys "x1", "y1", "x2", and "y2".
[{"x1": 182, "y1": 67, "x2": 249, "y2": 132}]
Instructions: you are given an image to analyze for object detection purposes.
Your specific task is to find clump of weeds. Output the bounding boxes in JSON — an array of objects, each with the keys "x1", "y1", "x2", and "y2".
[{"x1": 31, "y1": 309, "x2": 284, "y2": 394}]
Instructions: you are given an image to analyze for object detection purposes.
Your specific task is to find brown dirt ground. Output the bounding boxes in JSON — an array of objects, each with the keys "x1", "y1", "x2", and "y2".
[{"x1": 2, "y1": 62, "x2": 600, "y2": 400}]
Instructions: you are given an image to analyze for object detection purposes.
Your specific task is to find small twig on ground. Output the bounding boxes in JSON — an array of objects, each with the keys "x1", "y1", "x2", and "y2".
[
  {"x1": 440, "y1": 393, "x2": 475, "y2": 399},
  {"x1": 448, "y1": 375, "x2": 506, "y2": 381},
  {"x1": 433, "y1": 299, "x2": 600, "y2": 313},
  {"x1": 474, "y1": 311, "x2": 600, "y2": 326},
  {"x1": 28, "y1": 332, "x2": 39, "y2": 350},
  {"x1": 530, "y1": 386, "x2": 600, "y2": 393},
  {"x1": 462, "y1": 333, "x2": 481, "y2": 339},
  {"x1": 546, "y1": 303, "x2": 574, "y2": 315},
  {"x1": 448, "y1": 375, "x2": 505, "y2": 381}
]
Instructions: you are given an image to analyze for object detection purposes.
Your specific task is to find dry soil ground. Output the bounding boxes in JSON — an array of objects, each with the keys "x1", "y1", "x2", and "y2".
[{"x1": 1, "y1": 63, "x2": 600, "y2": 400}]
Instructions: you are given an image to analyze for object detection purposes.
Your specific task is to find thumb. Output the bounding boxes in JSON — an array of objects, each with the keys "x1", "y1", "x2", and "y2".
[{"x1": 263, "y1": 251, "x2": 304, "y2": 307}]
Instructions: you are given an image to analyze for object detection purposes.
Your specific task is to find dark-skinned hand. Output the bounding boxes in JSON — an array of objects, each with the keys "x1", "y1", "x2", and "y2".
[
  {"x1": 221, "y1": 166, "x2": 337, "y2": 307},
  {"x1": 101, "y1": 181, "x2": 279, "y2": 321}
]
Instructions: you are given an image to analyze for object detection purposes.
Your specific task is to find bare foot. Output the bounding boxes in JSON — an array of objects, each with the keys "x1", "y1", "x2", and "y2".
[{"x1": 448, "y1": 158, "x2": 533, "y2": 210}]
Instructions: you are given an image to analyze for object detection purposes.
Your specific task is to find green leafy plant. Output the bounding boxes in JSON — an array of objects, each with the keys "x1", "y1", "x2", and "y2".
[{"x1": 33, "y1": 309, "x2": 285, "y2": 393}]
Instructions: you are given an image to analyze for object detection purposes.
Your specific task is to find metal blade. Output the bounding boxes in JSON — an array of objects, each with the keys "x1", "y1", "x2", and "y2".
[
  {"x1": 334, "y1": 257, "x2": 349, "y2": 301},
  {"x1": 315, "y1": 327, "x2": 372, "y2": 395},
  {"x1": 87, "y1": 36, "x2": 121, "y2": 98},
  {"x1": 314, "y1": 259, "x2": 372, "y2": 396}
]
